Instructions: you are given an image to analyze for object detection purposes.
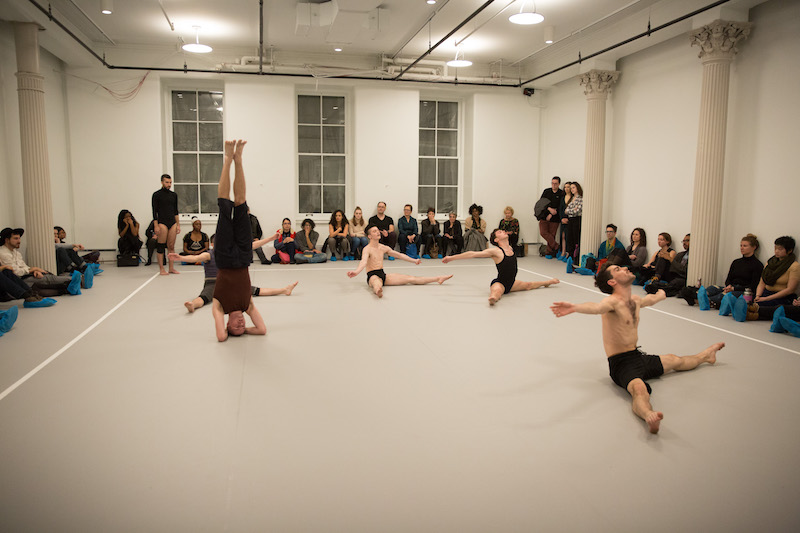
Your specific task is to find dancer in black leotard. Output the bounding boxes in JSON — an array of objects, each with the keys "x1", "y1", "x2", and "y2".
[
  {"x1": 443, "y1": 228, "x2": 560, "y2": 305},
  {"x1": 151, "y1": 174, "x2": 180, "y2": 275}
]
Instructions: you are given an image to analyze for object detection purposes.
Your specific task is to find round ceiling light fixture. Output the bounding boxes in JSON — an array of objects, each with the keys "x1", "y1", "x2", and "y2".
[
  {"x1": 182, "y1": 26, "x2": 213, "y2": 54},
  {"x1": 509, "y1": 1, "x2": 544, "y2": 25},
  {"x1": 446, "y1": 48, "x2": 472, "y2": 68}
]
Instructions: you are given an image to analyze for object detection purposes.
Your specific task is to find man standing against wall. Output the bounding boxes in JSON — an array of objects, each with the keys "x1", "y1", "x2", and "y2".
[{"x1": 537, "y1": 177, "x2": 564, "y2": 256}]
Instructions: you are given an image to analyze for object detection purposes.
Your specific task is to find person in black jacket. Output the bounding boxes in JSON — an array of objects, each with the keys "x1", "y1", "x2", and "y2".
[
  {"x1": 441, "y1": 211, "x2": 463, "y2": 256},
  {"x1": 248, "y1": 209, "x2": 271, "y2": 264},
  {"x1": 537, "y1": 176, "x2": 565, "y2": 255}
]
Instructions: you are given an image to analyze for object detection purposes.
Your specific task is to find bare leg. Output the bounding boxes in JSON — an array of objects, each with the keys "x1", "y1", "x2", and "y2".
[
  {"x1": 167, "y1": 224, "x2": 180, "y2": 274},
  {"x1": 233, "y1": 140, "x2": 247, "y2": 206},
  {"x1": 218, "y1": 141, "x2": 235, "y2": 199},
  {"x1": 509, "y1": 278, "x2": 560, "y2": 292},
  {"x1": 157, "y1": 223, "x2": 169, "y2": 275},
  {"x1": 489, "y1": 282, "x2": 505, "y2": 306},
  {"x1": 627, "y1": 379, "x2": 663, "y2": 434},
  {"x1": 369, "y1": 276, "x2": 384, "y2": 298},
  {"x1": 660, "y1": 342, "x2": 723, "y2": 373},
  {"x1": 385, "y1": 273, "x2": 452, "y2": 286},
  {"x1": 256, "y1": 282, "x2": 298, "y2": 297},
  {"x1": 185, "y1": 297, "x2": 204, "y2": 313}
]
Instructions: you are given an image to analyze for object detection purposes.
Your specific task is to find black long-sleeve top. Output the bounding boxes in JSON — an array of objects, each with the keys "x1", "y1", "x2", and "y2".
[
  {"x1": 724, "y1": 255, "x2": 764, "y2": 293},
  {"x1": 152, "y1": 188, "x2": 178, "y2": 222},
  {"x1": 421, "y1": 219, "x2": 440, "y2": 237},
  {"x1": 443, "y1": 220, "x2": 462, "y2": 239}
]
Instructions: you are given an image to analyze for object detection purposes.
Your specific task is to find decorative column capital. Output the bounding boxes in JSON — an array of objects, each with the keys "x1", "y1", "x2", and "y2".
[
  {"x1": 690, "y1": 20, "x2": 751, "y2": 62},
  {"x1": 579, "y1": 69, "x2": 620, "y2": 99}
]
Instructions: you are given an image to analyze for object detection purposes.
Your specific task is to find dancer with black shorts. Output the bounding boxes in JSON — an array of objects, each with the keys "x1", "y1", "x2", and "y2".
[
  {"x1": 169, "y1": 234, "x2": 297, "y2": 313},
  {"x1": 152, "y1": 174, "x2": 180, "y2": 275},
  {"x1": 210, "y1": 139, "x2": 267, "y2": 342},
  {"x1": 347, "y1": 225, "x2": 452, "y2": 298},
  {"x1": 550, "y1": 263, "x2": 724, "y2": 434},
  {"x1": 443, "y1": 229, "x2": 559, "y2": 305}
]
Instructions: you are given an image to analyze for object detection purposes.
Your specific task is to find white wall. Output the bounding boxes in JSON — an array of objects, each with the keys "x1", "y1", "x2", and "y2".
[{"x1": 538, "y1": 0, "x2": 800, "y2": 283}]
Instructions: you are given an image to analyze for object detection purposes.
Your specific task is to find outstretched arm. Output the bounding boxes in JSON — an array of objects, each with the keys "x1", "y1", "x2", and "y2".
[
  {"x1": 347, "y1": 250, "x2": 370, "y2": 278},
  {"x1": 442, "y1": 249, "x2": 495, "y2": 263},
  {"x1": 212, "y1": 299, "x2": 228, "y2": 342},
  {"x1": 387, "y1": 248, "x2": 421, "y2": 265},
  {"x1": 551, "y1": 299, "x2": 614, "y2": 317},
  {"x1": 640, "y1": 289, "x2": 666, "y2": 308},
  {"x1": 252, "y1": 232, "x2": 279, "y2": 250},
  {"x1": 169, "y1": 251, "x2": 210, "y2": 264},
  {"x1": 245, "y1": 300, "x2": 267, "y2": 335}
]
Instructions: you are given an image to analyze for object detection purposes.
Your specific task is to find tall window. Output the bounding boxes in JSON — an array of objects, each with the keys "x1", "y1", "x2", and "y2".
[
  {"x1": 297, "y1": 95, "x2": 346, "y2": 214},
  {"x1": 170, "y1": 90, "x2": 224, "y2": 214},
  {"x1": 419, "y1": 100, "x2": 458, "y2": 214}
]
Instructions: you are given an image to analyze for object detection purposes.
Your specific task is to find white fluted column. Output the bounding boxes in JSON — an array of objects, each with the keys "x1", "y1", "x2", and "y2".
[
  {"x1": 687, "y1": 20, "x2": 750, "y2": 286},
  {"x1": 14, "y1": 22, "x2": 56, "y2": 273},
  {"x1": 579, "y1": 69, "x2": 619, "y2": 259}
]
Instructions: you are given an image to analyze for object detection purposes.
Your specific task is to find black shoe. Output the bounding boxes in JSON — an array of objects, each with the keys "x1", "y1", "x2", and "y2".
[{"x1": 261, "y1": 259, "x2": 272, "y2": 265}]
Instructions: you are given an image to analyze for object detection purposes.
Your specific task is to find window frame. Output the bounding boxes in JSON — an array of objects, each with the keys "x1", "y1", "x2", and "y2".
[{"x1": 418, "y1": 98, "x2": 463, "y2": 218}]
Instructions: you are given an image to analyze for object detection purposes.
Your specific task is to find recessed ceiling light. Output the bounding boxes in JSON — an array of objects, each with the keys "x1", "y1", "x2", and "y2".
[
  {"x1": 427, "y1": 0, "x2": 437, "y2": 5},
  {"x1": 334, "y1": 48, "x2": 342, "y2": 52}
]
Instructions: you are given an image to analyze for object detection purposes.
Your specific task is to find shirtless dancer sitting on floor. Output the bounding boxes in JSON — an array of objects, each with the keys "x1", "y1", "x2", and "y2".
[
  {"x1": 347, "y1": 225, "x2": 452, "y2": 298},
  {"x1": 169, "y1": 234, "x2": 297, "y2": 314},
  {"x1": 443, "y1": 228, "x2": 559, "y2": 305},
  {"x1": 550, "y1": 263, "x2": 724, "y2": 434},
  {"x1": 211, "y1": 139, "x2": 267, "y2": 342}
]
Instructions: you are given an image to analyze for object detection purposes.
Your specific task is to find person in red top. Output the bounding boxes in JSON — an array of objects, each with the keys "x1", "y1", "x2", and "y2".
[{"x1": 211, "y1": 139, "x2": 267, "y2": 342}]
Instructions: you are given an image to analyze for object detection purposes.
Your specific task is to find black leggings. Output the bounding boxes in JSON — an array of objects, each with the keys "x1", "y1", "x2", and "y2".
[{"x1": 566, "y1": 216, "x2": 581, "y2": 260}]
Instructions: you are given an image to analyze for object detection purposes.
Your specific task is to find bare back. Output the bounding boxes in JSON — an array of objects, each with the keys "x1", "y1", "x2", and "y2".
[{"x1": 600, "y1": 294, "x2": 641, "y2": 356}]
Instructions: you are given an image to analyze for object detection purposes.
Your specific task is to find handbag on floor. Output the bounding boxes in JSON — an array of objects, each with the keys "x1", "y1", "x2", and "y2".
[{"x1": 117, "y1": 253, "x2": 139, "y2": 267}]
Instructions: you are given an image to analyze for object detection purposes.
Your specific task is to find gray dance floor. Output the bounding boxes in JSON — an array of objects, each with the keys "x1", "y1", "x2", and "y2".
[{"x1": 1, "y1": 255, "x2": 798, "y2": 532}]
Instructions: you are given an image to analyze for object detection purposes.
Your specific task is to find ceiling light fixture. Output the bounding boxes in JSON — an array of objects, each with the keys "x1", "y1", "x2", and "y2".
[
  {"x1": 509, "y1": 0, "x2": 544, "y2": 25},
  {"x1": 334, "y1": 48, "x2": 342, "y2": 52},
  {"x1": 101, "y1": 0, "x2": 113, "y2": 15},
  {"x1": 182, "y1": 26, "x2": 212, "y2": 53},
  {"x1": 427, "y1": 0, "x2": 437, "y2": 5},
  {"x1": 544, "y1": 26, "x2": 554, "y2": 44},
  {"x1": 446, "y1": 47, "x2": 472, "y2": 68}
]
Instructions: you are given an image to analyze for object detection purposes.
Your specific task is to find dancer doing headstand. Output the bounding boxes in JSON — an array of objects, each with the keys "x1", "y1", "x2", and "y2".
[
  {"x1": 550, "y1": 263, "x2": 724, "y2": 434},
  {"x1": 169, "y1": 234, "x2": 297, "y2": 314},
  {"x1": 347, "y1": 225, "x2": 452, "y2": 298},
  {"x1": 443, "y1": 228, "x2": 559, "y2": 305},
  {"x1": 211, "y1": 139, "x2": 266, "y2": 342}
]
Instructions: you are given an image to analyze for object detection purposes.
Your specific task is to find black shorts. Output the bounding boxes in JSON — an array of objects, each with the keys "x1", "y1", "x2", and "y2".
[
  {"x1": 214, "y1": 199, "x2": 253, "y2": 269},
  {"x1": 157, "y1": 217, "x2": 176, "y2": 230},
  {"x1": 198, "y1": 278, "x2": 216, "y2": 305},
  {"x1": 490, "y1": 278, "x2": 513, "y2": 294},
  {"x1": 367, "y1": 269, "x2": 386, "y2": 286},
  {"x1": 607, "y1": 348, "x2": 664, "y2": 394}
]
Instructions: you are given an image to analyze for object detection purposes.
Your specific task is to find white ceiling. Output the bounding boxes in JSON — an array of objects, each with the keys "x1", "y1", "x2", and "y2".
[{"x1": 1, "y1": 0, "x2": 766, "y2": 88}]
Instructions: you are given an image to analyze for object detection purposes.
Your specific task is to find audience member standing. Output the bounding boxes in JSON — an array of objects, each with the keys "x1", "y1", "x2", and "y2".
[
  {"x1": 151, "y1": 173, "x2": 180, "y2": 275},
  {"x1": 564, "y1": 182, "x2": 583, "y2": 260},
  {"x1": 537, "y1": 177, "x2": 564, "y2": 255}
]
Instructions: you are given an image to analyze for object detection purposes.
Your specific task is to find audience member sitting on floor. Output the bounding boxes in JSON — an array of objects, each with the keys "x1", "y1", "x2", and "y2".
[
  {"x1": 682, "y1": 234, "x2": 763, "y2": 307},
  {"x1": 180, "y1": 218, "x2": 209, "y2": 256},
  {"x1": 294, "y1": 219, "x2": 327, "y2": 264},
  {"x1": 117, "y1": 210, "x2": 143, "y2": 256},
  {"x1": 464, "y1": 203, "x2": 488, "y2": 252},
  {"x1": 498, "y1": 206, "x2": 520, "y2": 249},
  {"x1": 626, "y1": 227, "x2": 648, "y2": 279},
  {"x1": 273, "y1": 218, "x2": 297, "y2": 264},
  {"x1": 750, "y1": 297, "x2": 800, "y2": 326},
  {"x1": 658, "y1": 233, "x2": 690, "y2": 295},
  {"x1": 349, "y1": 207, "x2": 368, "y2": 260},
  {"x1": 248, "y1": 209, "x2": 271, "y2": 265},
  {"x1": 420, "y1": 207, "x2": 442, "y2": 258},
  {"x1": 0, "y1": 265, "x2": 56, "y2": 307},
  {"x1": 53, "y1": 228, "x2": 88, "y2": 275},
  {"x1": 442, "y1": 211, "x2": 463, "y2": 256},
  {"x1": 55, "y1": 226, "x2": 100, "y2": 265},
  {"x1": 327, "y1": 209, "x2": 351, "y2": 260},
  {"x1": 753, "y1": 235, "x2": 798, "y2": 308},
  {"x1": 0, "y1": 227, "x2": 83, "y2": 296},
  {"x1": 598, "y1": 224, "x2": 626, "y2": 261},
  {"x1": 641, "y1": 232, "x2": 676, "y2": 284},
  {"x1": 397, "y1": 204, "x2": 419, "y2": 255},
  {"x1": 368, "y1": 201, "x2": 397, "y2": 251}
]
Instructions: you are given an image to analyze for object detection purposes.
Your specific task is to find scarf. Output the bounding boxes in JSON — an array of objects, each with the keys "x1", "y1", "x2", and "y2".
[{"x1": 762, "y1": 253, "x2": 796, "y2": 286}]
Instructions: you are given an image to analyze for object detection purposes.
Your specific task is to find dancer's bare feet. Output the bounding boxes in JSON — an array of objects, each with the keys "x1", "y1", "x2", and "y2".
[
  {"x1": 234, "y1": 139, "x2": 247, "y2": 158},
  {"x1": 224, "y1": 140, "x2": 236, "y2": 157},
  {"x1": 701, "y1": 342, "x2": 724, "y2": 364},
  {"x1": 284, "y1": 281, "x2": 298, "y2": 296},
  {"x1": 438, "y1": 275, "x2": 453, "y2": 285},
  {"x1": 543, "y1": 278, "x2": 560, "y2": 287},
  {"x1": 376, "y1": 286, "x2": 383, "y2": 298},
  {"x1": 488, "y1": 295, "x2": 498, "y2": 306},
  {"x1": 645, "y1": 411, "x2": 664, "y2": 434},
  {"x1": 169, "y1": 269, "x2": 180, "y2": 275},
  {"x1": 159, "y1": 269, "x2": 169, "y2": 276},
  {"x1": 184, "y1": 301, "x2": 195, "y2": 313}
]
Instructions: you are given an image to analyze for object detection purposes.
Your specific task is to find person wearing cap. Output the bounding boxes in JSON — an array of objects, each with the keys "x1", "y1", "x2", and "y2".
[{"x1": 0, "y1": 227, "x2": 84, "y2": 296}]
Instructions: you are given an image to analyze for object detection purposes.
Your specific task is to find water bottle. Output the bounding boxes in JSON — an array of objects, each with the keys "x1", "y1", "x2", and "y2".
[{"x1": 744, "y1": 288, "x2": 753, "y2": 303}]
